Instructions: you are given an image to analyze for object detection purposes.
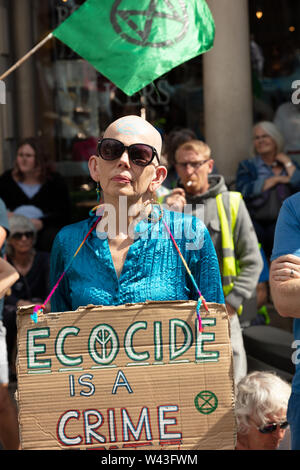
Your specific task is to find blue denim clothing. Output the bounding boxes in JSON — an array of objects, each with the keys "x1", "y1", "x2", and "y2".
[
  {"x1": 271, "y1": 193, "x2": 300, "y2": 448},
  {"x1": 50, "y1": 209, "x2": 224, "y2": 313},
  {"x1": 287, "y1": 393, "x2": 300, "y2": 450},
  {"x1": 236, "y1": 156, "x2": 300, "y2": 257},
  {"x1": 236, "y1": 156, "x2": 300, "y2": 203},
  {"x1": 271, "y1": 193, "x2": 300, "y2": 392},
  {"x1": 271, "y1": 192, "x2": 300, "y2": 263}
]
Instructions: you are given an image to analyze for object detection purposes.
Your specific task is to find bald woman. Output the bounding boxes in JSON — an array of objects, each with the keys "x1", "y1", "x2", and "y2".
[{"x1": 50, "y1": 115, "x2": 224, "y2": 312}]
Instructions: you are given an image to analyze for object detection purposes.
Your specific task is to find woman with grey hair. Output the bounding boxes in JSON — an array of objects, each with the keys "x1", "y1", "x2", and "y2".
[
  {"x1": 236, "y1": 121, "x2": 300, "y2": 259},
  {"x1": 2, "y1": 214, "x2": 50, "y2": 380},
  {"x1": 235, "y1": 371, "x2": 291, "y2": 450}
]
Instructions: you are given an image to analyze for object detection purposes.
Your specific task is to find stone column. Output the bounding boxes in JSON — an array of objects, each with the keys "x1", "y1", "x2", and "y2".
[
  {"x1": 11, "y1": 0, "x2": 36, "y2": 138},
  {"x1": 203, "y1": 0, "x2": 253, "y2": 184}
]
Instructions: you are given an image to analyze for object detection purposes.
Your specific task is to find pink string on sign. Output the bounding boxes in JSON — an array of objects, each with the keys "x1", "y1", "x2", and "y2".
[{"x1": 31, "y1": 213, "x2": 103, "y2": 323}]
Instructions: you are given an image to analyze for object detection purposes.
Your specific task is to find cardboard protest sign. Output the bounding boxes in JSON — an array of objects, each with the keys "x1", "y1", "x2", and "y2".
[{"x1": 16, "y1": 300, "x2": 236, "y2": 450}]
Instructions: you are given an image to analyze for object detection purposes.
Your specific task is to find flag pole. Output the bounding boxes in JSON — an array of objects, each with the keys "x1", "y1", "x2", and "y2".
[{"x1": 0, "y1": 32, "x2": 54, "y2": 81}]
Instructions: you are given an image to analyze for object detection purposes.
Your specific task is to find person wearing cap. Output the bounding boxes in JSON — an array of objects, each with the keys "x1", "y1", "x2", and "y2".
[
  {"x1": 164, "y1": 140, "x2": 263, "y2": 384},
  {"x1": 3, "y1": 215, "x2": 50, "y2": 382}
]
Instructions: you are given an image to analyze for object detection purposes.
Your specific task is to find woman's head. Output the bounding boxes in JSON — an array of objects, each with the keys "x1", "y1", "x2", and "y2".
[
  {"x1": 89, "y1": 115, "x2": 167, "y2": 204},
  {"x1": 235, "y1": 371, "x2": 291, "y2": 450},
  {"x1": 14, "y1": 137, "x2": 50, "y2": 182},
  {"x1": 7, "y1": 215, "x2": 37, "y2": 256},
  {"x1": 252, "y1": 121, "x2": 284, "y2": 157}
]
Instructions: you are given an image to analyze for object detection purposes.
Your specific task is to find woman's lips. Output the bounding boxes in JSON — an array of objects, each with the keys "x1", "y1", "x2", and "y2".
[{"x1": 112, "y1": 175, "x2": 132, "y2": 183}]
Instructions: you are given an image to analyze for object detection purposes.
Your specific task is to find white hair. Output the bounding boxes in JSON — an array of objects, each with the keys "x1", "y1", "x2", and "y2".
[
  {"x1": 252, "y1": 121, "x2": 285, "y2": 155},
  {"x1": 235, "y1": 371, "x2": 291, "y2": 435},
  {"x1": 6, "y1": 214, "x2": 37, "y2": 257},
  {"x1": 8, "y1": 214, "x2": 36, "y2": 237}
]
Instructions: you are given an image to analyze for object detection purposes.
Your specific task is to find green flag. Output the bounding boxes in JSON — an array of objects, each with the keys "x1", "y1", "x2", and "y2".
[{"x1": 53, "y1": 0, "x2": 215, "y2": 96}]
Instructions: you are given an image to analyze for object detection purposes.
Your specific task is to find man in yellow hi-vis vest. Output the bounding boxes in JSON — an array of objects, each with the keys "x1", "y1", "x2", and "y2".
[{"x1": 165, "y1": 140, "x2": 263, "y2": 384}]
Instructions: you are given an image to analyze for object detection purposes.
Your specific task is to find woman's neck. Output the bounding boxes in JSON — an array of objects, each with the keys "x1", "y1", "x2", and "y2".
[
  {"x1": 12, "y1": 250, "x2": 34, "y2": 267},
  {"x1": 13, "y1": 169, "x2": 41, "y2": 185},
  {"x1": 260, "y1": 151, "x2": 276, "y2": 165},
  {"x1": 101, "y1": 194, "x2": 152, "y2": 237},
  {"x1": 22, "y1": 173, "x2": 40, "y2": 184}
]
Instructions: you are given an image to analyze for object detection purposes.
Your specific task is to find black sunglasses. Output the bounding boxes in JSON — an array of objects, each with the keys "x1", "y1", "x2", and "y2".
[
  {"x1": 11, "y1": 231, "x2": 34, "y2": 240},
  {"x1": 98, "y1": 138, "x2": 159, "y2": 167},
  {"x1": 258, "y1": 420, "x2": 289, "y2": 434}
]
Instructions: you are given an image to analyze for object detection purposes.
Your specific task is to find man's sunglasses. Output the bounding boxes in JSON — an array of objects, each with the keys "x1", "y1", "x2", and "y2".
[
  {"x1": 258, "y1": 420, "x2": 289, "y2": 434},
  {"x1": 11, "y1": 231, "x2": 34, "y2": 240},
  {"x1": 97, "y1": 138, "x2": 159, "y2": 167}
]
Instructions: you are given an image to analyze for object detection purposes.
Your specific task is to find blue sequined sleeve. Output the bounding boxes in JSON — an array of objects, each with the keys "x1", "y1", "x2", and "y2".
[{"x1": 50, "y1": 229, "x2": 73, "y2": 312}]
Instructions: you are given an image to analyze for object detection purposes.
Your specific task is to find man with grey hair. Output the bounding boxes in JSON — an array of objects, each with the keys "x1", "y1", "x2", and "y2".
[{"x1": 235, "y1": 371, "x2": 291, "y2": 450}]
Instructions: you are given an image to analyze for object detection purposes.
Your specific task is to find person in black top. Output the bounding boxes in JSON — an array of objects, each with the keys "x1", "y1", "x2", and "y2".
[
  {"x1": 2, "y1": 214, "x2": 50, "y2": 380},
  {"x1": 0, "y1": 137, "x2": 71, "y2": 252}
]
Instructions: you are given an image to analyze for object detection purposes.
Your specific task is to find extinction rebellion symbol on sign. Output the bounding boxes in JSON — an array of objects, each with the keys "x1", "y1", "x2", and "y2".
[
  {"x1": 194, "y1": 391, "x2": 218, "y2": 415},
  {"x1": 110, "y1": 0, "x2": 189, "y2": 48}
]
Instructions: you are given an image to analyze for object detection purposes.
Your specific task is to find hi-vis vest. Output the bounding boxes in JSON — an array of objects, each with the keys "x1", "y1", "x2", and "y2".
[{"x1": 215, "y1": 192, "x2": 243, "y2": 315}]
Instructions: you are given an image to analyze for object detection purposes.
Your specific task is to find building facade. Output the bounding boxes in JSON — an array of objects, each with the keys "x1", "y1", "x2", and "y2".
[{"x1": 0, "y1": 0, "x2": 299, "y2": 187}]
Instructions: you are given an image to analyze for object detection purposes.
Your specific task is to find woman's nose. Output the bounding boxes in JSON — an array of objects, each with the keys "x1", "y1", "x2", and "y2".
[{"x1": 118, "y1": 150, "x2": 130, "y2": 167}]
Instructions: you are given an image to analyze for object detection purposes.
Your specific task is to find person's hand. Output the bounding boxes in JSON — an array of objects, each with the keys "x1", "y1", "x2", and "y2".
[
  {"x1": 270, "y1": 254, "x2": 300, "y2": 282},
  {"x1": 263, "y1": 175, "x2": 290, "y2": 191},
  {"x1": 165, "y1": 188, "x2": 186, "y2": 212},
  {"x1": 276, "y1": 175, "x2": 290, "y2": 184},
  {"x1": 225, "y1": 302, "x2": 236, "y2": 317},
  {"x1": 30, "y1": 218, "x2": 43, "y2": 231},
  {"x1": 276, "y1": 152, "x2": 292, "y2": 166}
]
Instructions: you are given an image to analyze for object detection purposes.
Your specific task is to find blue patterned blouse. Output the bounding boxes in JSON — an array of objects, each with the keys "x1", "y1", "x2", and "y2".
[{"x1": 50, "y1": 209, "x2": 224, "y2": 312}]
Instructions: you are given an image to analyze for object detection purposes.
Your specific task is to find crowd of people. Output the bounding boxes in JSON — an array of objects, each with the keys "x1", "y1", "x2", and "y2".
[{"x1": 0, "y1": 110, "x2": 299, "y2": 451}]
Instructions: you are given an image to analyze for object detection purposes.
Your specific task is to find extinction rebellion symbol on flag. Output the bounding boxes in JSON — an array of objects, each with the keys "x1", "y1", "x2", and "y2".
[
  {"x1": 52, "y1": 0, "x2": 215, "y2": 95},
  {"x1": 110, "y1": 0, "x2": 189, "y2": 48}
]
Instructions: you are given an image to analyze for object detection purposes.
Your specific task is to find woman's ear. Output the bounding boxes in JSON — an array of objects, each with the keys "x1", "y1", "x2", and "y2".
[
  {"x1": 148, "y1": 165, "x2": 168, "y2": 193},
  {"x1": 88, "y1": 155, "x2": 99, "y2": 182}
]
